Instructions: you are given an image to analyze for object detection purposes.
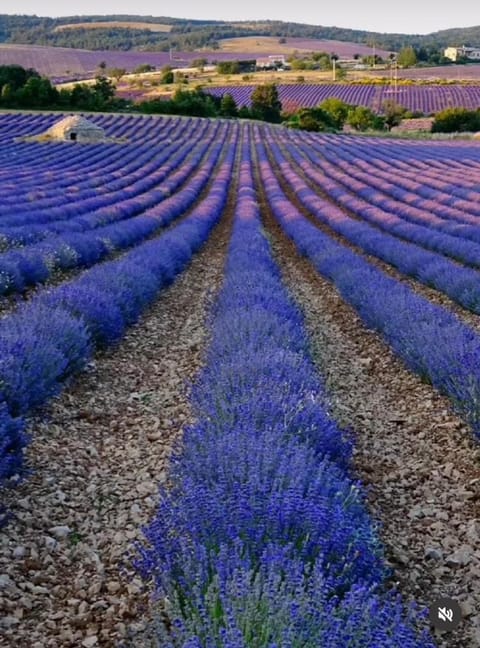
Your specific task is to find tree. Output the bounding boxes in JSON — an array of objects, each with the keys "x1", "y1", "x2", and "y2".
[
  {"x1": 250, "y1": 83, "x2": 282, "y2": 123},
  {"x1": 397, "y1": 46, "x2": 417, "y2": 68},
  {"x1": 432, "y1": 107, "x2": 480, "y2": 133},
  {"x1": 238, "y1": 106, "x2": 252, "y2": 119},
  {"x1": 17, "y1": 76, "x2": 58, "y2": 107},
  {"x1": 92, "y1": 75, "x2": 116, "y2": 108},
  {"x1": 382, "y1": 99, "x2": 406, "y2": 130},
  {"x1": 319, "y1": 97, "x2": 350, "y2": 129},
  {"x1": 285, "y1": 107, "x2": 335, "y2": 132},
  {"x1": 191, "y1": 58, "x2": 208, "y2": 69},
  {"x1": 217, "y1": 61, "x2": 240, "y2": 74},
  {"x1": 160, "y1": 65, "x2": 174, "y2": 84},
  {"x1": 0, "y1": 82, "x2": 13, "y2": 105},
  {"x1": 70, "y1": 83, "x2": 94, "y2": 109},
  {"x1": 220, "y1": 93, "x2": 238, "y2": 117},
  {"x1": 0, "y1": 64, "x2": 38, "y2": 92},
  {"x1": 347, "y1": 106, "x2": 385, "y2": 131},
  {"x1": 108, "y1": 67, "x2": 126, "y2": 82},
  {"x1": 134, "y1": 64, "x2": 155, "y2": 74}
]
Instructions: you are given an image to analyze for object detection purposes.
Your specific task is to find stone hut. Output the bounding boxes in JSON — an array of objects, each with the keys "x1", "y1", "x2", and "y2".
[{"x1": 46, "y1": 115, "x2": 105, "y2": 143}]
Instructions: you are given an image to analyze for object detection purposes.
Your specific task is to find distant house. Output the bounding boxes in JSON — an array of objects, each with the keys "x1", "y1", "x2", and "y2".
[
  {"x1": 444, "y1": 46, "x2": 480, "y2": 62},
  {"x1": 46, "y1": 115, "x2": 106, "y2": 142},
  {"x1": 256, "y1": 55, "x2": 287, "y2": 70}
]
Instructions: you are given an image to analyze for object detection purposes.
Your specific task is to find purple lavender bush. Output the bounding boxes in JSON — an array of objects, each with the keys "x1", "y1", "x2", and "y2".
[
  {"x1": 0, "y1": 130, "x2": 237, "y2": 489},
  {"x1": 135, "y1": 141, "x2": 434, "y2": 646}
]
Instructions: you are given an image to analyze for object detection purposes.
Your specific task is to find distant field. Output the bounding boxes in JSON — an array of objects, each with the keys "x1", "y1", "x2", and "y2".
[
  {"x1": 1, "y1": 42, "x2": 480, "y2": 86},
  {"x1": 0, "y1": 45, "x2": 256, "y2": 81},
  {"x1": 219, "y1": 36, "x2": 393, "y2": 58},
  {"x1": 53, "y1": 21, "x2": 172, "y2": 32},
  {"x1": 207, "y1": 83, "x2": 480, "y2": 114}
]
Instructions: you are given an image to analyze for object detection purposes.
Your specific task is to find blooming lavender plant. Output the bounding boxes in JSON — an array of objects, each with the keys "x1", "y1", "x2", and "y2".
[
  {"x1": 0, "y1": 127, "x2": 238, "y2": 488},
  {"x1": 137, "y1": 138, "x2": 434, "y2": 646}
]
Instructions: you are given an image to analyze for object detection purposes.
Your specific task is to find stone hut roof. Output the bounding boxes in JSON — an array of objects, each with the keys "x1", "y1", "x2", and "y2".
[{"x1": 46, "y1": 115, "x2": 105, "y2": 141}]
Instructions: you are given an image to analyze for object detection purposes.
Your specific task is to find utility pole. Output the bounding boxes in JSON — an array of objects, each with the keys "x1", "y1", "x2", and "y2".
[{"x1": 331, "y1": 54, "x2": 338, "y2": 81}]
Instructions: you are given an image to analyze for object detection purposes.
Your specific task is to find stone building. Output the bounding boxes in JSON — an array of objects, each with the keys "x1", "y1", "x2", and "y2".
[{"x1": 46, "y1": 115, "x2": 105, "y2": 142}]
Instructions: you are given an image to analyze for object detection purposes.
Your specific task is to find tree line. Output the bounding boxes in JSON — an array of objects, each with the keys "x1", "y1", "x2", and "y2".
[
  {"x1": 0, "y1": 64, "x2": 476, "y2": 134},
  {"x1": 1, "y1": 13, "x2": 479, "y2": 55},
  {"x1": 0, "y1": 64, "x2": 126, "y2": 110}
]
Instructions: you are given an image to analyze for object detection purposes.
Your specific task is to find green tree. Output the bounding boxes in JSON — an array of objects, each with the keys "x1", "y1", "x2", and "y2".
[
  {"x1": 432, "y1": 107, "x2": 480, "y2": 133},
  {"x1": 17, "y1": 76, "x2": 58, "y2": 107},
  {"x1": 238, "y1": 105, "x2": 252, "y2": 119},
  {"x1": 0, "y1": 83, "x2": 13, "y2": 105},
  {"x1": 160, "y1": 65, "x2": 174, "y2": 84},
  {"x1": 134, "y1": 64, "x2": 155, "y2": 74},
  {"x1": 220, "y1": 93, "x2": 238, "y2": 117},
  {"x1": 92, "y1": 75, "x2": 116, "y2": 108},
  {"x1": 70, "y1": 83, "x2": 94, "y2": 109},
  {"x1": 250, "y1": 83, "x2": 282, "y2": 123},
  {"x1": 217, "y1": 61, "x2": 240, "y2": 74},
  {"x1": 285, "y1": 107, "x2": 335, "y2": 132},
  {"x1": 191, "y1": 58, "x2": 208, "y2": 69},
  {"x1": 319, "y1": 97, "x2": 350, "y2": 129},
  {"x1": 397, "y1": 46, "x2": 417, "y2": 68},
  {"x1": 290, "y1": 58, "x2": 307, "y2": 70},
  {"x1": 0, "y1": 64, "x2": 39, "y2": 92},
  {"x1": 347, "y1": 106, "x2": 385, "y2": 131},
  {"x1": 382, "y1": 99, "x2": 406, "y2": 130},
  {"x1": 170, "y1": 86, "x2": 218, "y2": 117},
  {"x1": 108, "y1": 67, "x2": 126, "y2": 82}
]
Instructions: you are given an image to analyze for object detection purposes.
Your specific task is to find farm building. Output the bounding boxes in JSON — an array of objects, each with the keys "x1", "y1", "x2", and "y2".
[
  {"x1": 444, "y1": 46, "x2": 480, "y2": 61},
  {"x1": 45, "y1": 115, "x2": 106, "y2": 142}
]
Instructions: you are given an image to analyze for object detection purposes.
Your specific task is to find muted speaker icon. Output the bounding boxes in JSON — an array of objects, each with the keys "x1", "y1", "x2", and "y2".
[{"x1": 429, "y1": 598, "x2": 461, "y2": 631}]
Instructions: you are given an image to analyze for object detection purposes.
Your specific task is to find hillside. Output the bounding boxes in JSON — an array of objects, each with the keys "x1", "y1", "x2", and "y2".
[{"x1": 0, "y1": 14, "x2": 479, "y2": 53}]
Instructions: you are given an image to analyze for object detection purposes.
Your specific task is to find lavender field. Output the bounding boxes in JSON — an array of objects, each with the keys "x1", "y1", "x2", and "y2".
[
  {"x1": 208, "y1": 82, "x2": 480, "y2": 113},
  {"x1": 1, "y1": 112, "x2": 480, "y2": 647},
  {"x1": 0, "y1": 44, "x2": 261, "y2": 81}
]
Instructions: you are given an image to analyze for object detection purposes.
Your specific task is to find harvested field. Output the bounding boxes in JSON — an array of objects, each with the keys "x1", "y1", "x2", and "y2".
[{"x1": 219, "y1": 35, "x2": 392, "y2": 58}]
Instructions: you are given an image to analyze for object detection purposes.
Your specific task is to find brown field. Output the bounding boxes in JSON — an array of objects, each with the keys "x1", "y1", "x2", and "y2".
[
  {"x1": 218, "y1": 36, "x2": 392, "y2": 58},
  {"x1": 230, "y1": 22, "x2": 272, "y2": 30},
  {"x1": 54, "y1": 21, "x2": 172, "y2": 32},
  {"x1": 219, "y1": 36, "x2": 315, "y2": 54}
]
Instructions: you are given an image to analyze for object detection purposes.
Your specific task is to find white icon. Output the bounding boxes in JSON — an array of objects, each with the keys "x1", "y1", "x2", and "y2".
[{"x1": 438, "y1": 607, "x2": 453, "y2": 623}]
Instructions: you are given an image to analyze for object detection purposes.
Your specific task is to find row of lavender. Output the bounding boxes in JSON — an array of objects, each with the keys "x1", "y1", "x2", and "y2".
[
  {"x1": 297, "y1": 135, "x2": 480, "y2": 246},
  {"x1": 0, "y1": 116, "x2": 228, "y2": 295},
  {"x1": 254, "y1": 126, "x2": 480, "y2": 441},
  {"x1": 262, "y1": 129, "x2": 480, "y2": 317},
  {"x1": 0, "y1": 124, "x2": 228, "y2": 295},
  {"x1": 207, "y1": 83, "x2": 480, "y2": 113},
  {"x1": 312, "y1": 134, "x2": 480, "y2": 209},
  {"x1": 136, "y1": 136, "x2": 433, "y2": 646},
  {"x1": 0, "y1": 122, "x2": 237, "y2": 489}
]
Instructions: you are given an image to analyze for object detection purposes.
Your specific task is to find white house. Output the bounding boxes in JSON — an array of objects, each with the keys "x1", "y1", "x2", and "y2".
[
  {"x1": 256, "y1": 55, "x2": 287, "y2": 69},
  {"x1": 444, "y1": 46, "x2": 480, "y2": 61}
]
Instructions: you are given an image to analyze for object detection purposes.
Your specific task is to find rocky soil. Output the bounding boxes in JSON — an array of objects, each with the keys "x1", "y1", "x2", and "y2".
[
  {"x1": 267, "y1": 216, "x2": 480, "y2": 648},
  {"x1": 0, "y1": 217, "x2": 230, "y2": 647}
]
